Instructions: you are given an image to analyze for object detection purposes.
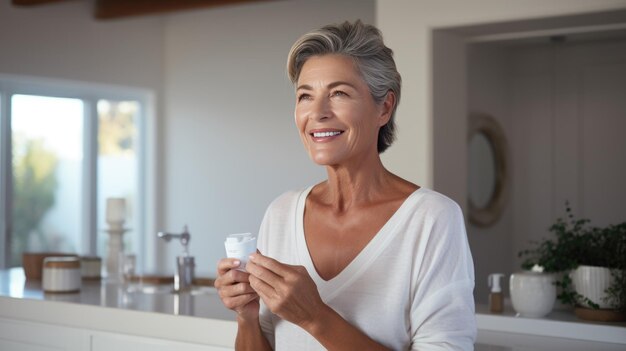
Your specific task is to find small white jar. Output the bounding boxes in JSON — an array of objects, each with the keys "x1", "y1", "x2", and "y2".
[
  {"x1": 224, "y1": 233, "x2": 257, "y2": 272},
  {"x1": 510, "y1": 271, "x2": 556, "y2": 318},
  {"x1": 42, "y1": 257, "x2": 81, "y2": 293},
  {"x1": 80, "y1": 256, "x2": 102, "y2": 280}
]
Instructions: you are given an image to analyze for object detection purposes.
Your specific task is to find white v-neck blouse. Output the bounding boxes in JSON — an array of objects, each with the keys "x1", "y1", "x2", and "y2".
[{"x1": 257, "y1": 186, "x2": 476, "y2": 351}]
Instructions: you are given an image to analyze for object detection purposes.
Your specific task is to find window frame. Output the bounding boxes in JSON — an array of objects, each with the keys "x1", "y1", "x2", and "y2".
[{"x1": 0, "y1": 74, "x2": 156, "y2": 271}]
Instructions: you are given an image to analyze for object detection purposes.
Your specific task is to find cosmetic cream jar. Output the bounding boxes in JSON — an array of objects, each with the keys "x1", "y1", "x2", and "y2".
[
  {"x1": 42, "y1": 257, "x2": 81, "y2": 293},
  {"x1": 224, "y1": 233, "x2": 257, "y2": 272}
]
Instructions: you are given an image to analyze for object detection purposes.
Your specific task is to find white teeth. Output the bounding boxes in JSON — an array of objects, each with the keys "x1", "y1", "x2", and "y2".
[{"x1": 313, "y1": 131, "x2": 341, "y2": 138}]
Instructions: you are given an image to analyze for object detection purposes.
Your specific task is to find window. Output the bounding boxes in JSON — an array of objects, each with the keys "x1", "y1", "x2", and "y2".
[
  {"x1": 0, "y1": 75, "x2": 152, "y2": 270},
  {"x1": 10, "y1": 95, "x2": 84, "y2": 265},
  {"x1": 97, "y1": 99, "x2": 141, "y2": 258}
]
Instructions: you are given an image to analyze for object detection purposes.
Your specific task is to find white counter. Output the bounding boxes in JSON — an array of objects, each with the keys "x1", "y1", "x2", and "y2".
[
  {"x1": 475, "y1": 304, "x2": 626, "y2": 344},
  {"x1": 0, "y1": 268, "x2": 237, "y2": 349},
  {"x1": 475, "y1": 304, "x2": 626, "y2": 350},
  {"x1": 1, "y1": 268, "x2": 625, "y2": 350},
  {"x1": 0, "y1": 268, "x2": 235, "y2": 321}
]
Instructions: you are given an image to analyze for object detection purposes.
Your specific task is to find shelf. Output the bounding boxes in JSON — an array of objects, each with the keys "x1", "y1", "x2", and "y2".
[{"x1": 475, "y1": 304, "x2": 626, "y2": 344}]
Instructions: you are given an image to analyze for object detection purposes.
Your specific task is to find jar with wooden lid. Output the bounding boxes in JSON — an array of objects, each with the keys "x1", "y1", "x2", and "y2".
[
  {"x1": 80, "y1": 256, "x2": 102, "y2": 280},
  {"x1": 42, "y1": 257, "x2": 81, "y2": 293}
]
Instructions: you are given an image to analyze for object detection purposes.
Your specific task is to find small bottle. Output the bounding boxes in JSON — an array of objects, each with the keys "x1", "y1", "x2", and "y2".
[{"x1": 487, "y1": 273, "x2": 505, "y2": 313}]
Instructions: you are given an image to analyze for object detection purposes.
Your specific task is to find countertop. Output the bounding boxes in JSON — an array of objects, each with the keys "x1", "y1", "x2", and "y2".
[
  {"x1": 0, "y1": 268, "x2": 235, "y2": 321},
  {"x1": 0, "y1": 267, "x2": 237, "y2": 347},
  {"x1": 475, "y1": 304, "x2": 626, "y2": 349},
  {"x1": 2, "y1": 268, "x2": 625, "y2": 350}
]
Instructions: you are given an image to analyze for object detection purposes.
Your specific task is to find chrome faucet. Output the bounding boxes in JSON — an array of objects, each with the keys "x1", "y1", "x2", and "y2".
[{"x1": 157, "y1": 225, "x2": 195, "y2": 292}]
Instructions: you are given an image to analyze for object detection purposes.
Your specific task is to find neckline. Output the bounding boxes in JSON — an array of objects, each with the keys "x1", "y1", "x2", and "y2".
[{"x1": 294, "y1": 185, "x2": 423, "y2": 300}]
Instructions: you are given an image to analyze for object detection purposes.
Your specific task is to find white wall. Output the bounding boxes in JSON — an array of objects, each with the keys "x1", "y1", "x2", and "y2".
[
  {"x1": 508, "y1": 38, "x2": 626, "y2": 257},
  {"x1": 0, "y1": 1, "x2": 163, "y2": 88},
  {"x1": 161, "y1": 0, "x2": 375, "y2": 276}
]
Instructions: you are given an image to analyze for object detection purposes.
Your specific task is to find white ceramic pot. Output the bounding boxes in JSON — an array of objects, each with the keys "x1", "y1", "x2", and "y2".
[
  {"x1": 42, "y1": 257, "x2": 81, "y2": 293},
  {"x1": 510, "y1": 271, "x2": 556, "y2": 318},
  {"x1": 570, "y1": 265, "x2": 614, "y2": 309}
]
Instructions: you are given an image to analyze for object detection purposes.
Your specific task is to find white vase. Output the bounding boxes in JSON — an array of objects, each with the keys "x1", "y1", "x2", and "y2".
[
  {"x1": 570, "y1": 265, "x2": 614, "y2": 309},
  {"x1": 510, "y1": 271, "x2": 556, "y2": 318}
]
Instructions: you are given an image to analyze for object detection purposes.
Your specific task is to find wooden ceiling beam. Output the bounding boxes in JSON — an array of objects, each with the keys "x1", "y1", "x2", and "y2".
[
  {"x1": 12, "y1": 0, "x2": 74, "y2": 6},
  {"x1": 94, "y1": 0, "x2": 271, "y2": 20}
]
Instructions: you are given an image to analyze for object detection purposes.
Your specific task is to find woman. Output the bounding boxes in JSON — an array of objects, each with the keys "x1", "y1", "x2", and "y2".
[{"x1": 215, "y1": 20, "x2": 476, "y2": 350}]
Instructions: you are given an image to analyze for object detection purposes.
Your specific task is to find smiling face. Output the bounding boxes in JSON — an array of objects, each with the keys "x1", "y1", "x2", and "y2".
[{"x1": 295, "y1": 54, "x2": 392, "y2": 167}]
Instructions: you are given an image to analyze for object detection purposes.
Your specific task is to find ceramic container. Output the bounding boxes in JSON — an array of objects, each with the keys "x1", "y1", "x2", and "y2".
[
  {"x1": 571, "y1": 265, "x2": 614, "y2": 309},
  {"x1": 510, "y1": 271, "x2": 556, "y2": 318},
  {"x1": 80, "y1": 256, "x2": 102, "y2": 280},
  {"x1": 42, "y1": 257, "x2": 81, "y2": 293}
]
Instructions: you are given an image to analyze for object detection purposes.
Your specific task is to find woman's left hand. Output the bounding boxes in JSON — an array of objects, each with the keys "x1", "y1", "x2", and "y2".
[{"x1": 247, "y1": 253, "x2": 326, "y2": 330}]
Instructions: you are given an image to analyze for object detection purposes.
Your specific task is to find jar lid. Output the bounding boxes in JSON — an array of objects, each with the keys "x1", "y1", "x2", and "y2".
[
  {"x1": 80, "y1": 256, "x2": 101, "y2": 262},
  {"x1": 43, "y1": 256, "x2": 80, "y2": 269}
]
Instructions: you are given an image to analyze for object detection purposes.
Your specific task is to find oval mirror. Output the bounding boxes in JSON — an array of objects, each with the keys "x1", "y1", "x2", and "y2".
[
  {"x1": 469, "y1": 132, "x2": 496, "y2": 209},
  {"x1": 468, "y1": 114, "x2": 508, "y2": 227}
]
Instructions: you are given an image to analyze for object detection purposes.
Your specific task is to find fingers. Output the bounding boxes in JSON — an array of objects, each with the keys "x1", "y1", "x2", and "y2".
[
  {"x1": 215, "y1": 258, "x2": 247, "y2": 291},
  {"x1": 218, "y1": 279, "x2": 257, "y2": 300},
  {"x1": 222, "y1": 293, "x2": 259, "y2": 312},
  {"x1": 246, "y1": 254, "x2": 287, "y2": 302},
  {"x1": 249, "y1": 253, "x2": 288, "y2": 276},
  {"x1": 247, "y1": 257, "x2": 284, "y2": 289},
  {"x1": 247, "y1": 256, "x2": 324, "y2": 328},
  {"x1": 246, "y1": 254, "x2": 307, "y2": 302},
  {"x1": 248, "y1": 272, "x2": 278, "y2": 302},
  {"x1": 215, "y1": 267, "x2": 251, "y2": 290},
  {"x1": 215, "y1": 258, "x2": 263, "y2": 316},
  {"x1": 217, "y1": 258, "x2": 242, "y2": 275}
]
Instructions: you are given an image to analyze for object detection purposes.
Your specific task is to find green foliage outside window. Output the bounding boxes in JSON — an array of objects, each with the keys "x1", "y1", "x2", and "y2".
[
  {"x1": 98, "y1": 100, "x2": 136, "y2": 156},
  {"x1": 11, "y1": 137, "x2": 58, "y2": 267}
]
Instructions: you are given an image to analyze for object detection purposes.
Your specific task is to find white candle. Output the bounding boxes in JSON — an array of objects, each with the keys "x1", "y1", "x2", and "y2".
[{"x1": 106, "y1": 198, "x2": 126, "y2": 224}]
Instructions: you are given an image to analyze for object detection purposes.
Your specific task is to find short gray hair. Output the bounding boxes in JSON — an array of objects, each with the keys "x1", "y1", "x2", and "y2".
[{"x1": 287, "y1": 20, "x2": 401, "y2": 154}]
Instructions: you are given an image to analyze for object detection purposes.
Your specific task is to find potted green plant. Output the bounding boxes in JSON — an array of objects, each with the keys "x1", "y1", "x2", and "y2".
[{"x1": 518, "y1": 203, "x2": 626, "y2": 321}]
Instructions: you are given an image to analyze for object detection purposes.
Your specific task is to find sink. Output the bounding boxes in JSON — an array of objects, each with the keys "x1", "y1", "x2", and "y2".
[
  {"x1": 123, "y1": 275, "x2": 216, "y2": 296},
  {"x1": 108, "y1": 275, "x2": 226, "y2": 317},
  {"x1": 113, "y1": 282, "x2": 221, "y2": 317}
]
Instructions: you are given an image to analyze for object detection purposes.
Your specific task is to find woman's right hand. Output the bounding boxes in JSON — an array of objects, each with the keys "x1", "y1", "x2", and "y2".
[{"x1": 215, "y1": 258, "x2": 260, "y2": 321}]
